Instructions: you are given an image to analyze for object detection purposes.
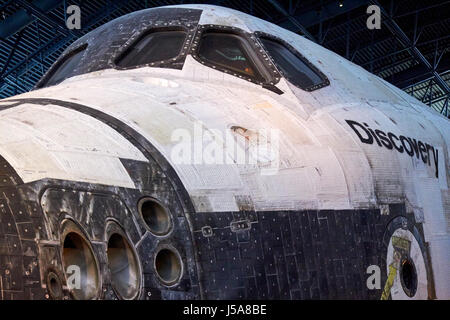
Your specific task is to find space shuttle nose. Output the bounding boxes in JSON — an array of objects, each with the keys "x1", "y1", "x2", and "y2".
[{"x1": 0, "y1": 1, "x2": 448, "y2": 301}]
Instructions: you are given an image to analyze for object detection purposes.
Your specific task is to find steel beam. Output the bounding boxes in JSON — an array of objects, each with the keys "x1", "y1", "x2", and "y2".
[
  {"x1": 278, "y1": 0, "x2": 369, "y2": 30},
  {"x1": 14, "y1": 0, "x2": 82, "y2": 38},
  {"x1": 0, "y1": 30, "x2": 24, "y2": 78},
  {"x1": 442, "y1": 96, "x2": 449, "y2": 117},
  {"x1": 0, "y1": 0, "x2": 61, "y2": 41},
  {"x1": 386, "y1": 59, "x2": 450, "y2": 89},
  {"x1": 371, "y1": 0, "x2": 450, "y2": 98},
  {"x1": 267, "y1": 0, "x2": 316, "y2": 41}
]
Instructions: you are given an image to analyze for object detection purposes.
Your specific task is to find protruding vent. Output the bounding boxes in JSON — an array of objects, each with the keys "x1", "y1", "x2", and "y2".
[
  {"x1": 61, "y1": 223, "x2": 100, "y2": 300},
  {"x1": 107, "y1": 233, "x2": 141, "y2": 299},
  {"x1": 46, "y1": 271, "x2": 63, "y2": 300},
  {"x1": 154, "y1": 247, "x2": 182, "y2": 286},
  {"x1": 138, "y1": 198, "x2": 172, "y2": 236}
]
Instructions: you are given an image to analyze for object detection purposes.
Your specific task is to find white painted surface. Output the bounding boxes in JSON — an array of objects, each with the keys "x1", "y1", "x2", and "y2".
[{"x1": 0, "y1": 103, "x2": 146, "y2": 188}]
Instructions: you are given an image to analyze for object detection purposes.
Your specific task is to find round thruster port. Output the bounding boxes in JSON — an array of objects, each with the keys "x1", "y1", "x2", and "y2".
[
  {"x1": 400, "y1": 257, "x2": 418, "y2": 297},
  {"x1": 154, "y1": 247, "x2": 183, "y2": 286},
  {"x1": 61, "y1": 221, "x2": 100, "y2": 300},
  {"x1": 386, "y1": 227, "x2": 427, "y2": 299},
  {"x1": 138, "y1": 198, "x2": 172, "y2": 236},
  {"x1": 106, "y1": 225, "x2": 141, "y2": 300},
  {"x1": 46, "y1": 271, "x2": 63, "y2": 300}
]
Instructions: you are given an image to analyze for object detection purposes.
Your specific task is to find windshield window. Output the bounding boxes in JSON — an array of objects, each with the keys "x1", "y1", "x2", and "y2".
[
  {"x1": 260, "y1": 37, "x2": 326, "y2": 90},
  {"x1": 116, "y1": 30, "x2": 186, "y2": 68},
  {"x1": 198, "y1": 32, "x2": 265, "y2": 82},
  {"x1": 44, "y1": 46, "x2": 86, "y2": 87}
]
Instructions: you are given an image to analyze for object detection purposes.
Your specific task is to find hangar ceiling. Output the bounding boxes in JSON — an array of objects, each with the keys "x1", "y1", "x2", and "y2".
[{"x1": 0, "y1": 0, "x2": 448, "y2": 118}]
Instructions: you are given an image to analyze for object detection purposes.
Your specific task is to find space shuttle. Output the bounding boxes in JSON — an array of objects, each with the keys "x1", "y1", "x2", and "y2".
[{"x1": 0, "y1": 5, "x2": 448, "y2": 300}]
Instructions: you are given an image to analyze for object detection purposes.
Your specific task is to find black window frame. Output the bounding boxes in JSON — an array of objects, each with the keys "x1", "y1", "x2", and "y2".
[
  {"x1": 256, "y1": 32, "x2": 330, "y2": 92},
  {"x1": 113, "y1": 27, "x2": 189, "y2": 71},
  {"x1": 192, "y1": 26, "x2": 283, "y2": 89},
  {"x1": 194, "y1": 29, "x2": 271, "y2": 84},
  {"x1": 37, "y1": 44, "x2": 88, "y2": 88}
]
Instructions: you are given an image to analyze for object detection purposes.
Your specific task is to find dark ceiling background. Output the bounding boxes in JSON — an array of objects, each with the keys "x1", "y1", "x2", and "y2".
[{"x1": 0, "y1": 0, "x2": 448, "y2": 117}]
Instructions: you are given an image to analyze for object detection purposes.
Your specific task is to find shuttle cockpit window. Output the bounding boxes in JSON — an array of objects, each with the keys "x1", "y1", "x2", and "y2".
[
  {"x1": 259, "y1": 37, "x2": 327, "y2": 91},
  {"x1": 43, "y1": 45, "x2": 86, "y2": 87},
  {"x1": 198, "y1": 32, "x2": 266, "y2": 83},
  {"x1": 115, "y1": 30, "x2": 186, "y2": 68}
]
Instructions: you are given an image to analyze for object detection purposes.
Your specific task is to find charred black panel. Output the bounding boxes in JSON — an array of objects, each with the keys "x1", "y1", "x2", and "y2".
[
  {"x1": 0, "y1": 170, "x2": 200, "y2": 300},
  {"x1": 34, "y1": 177, "x2": 199, "y2": 299},
  {"x1": 0, "y1": 155, "x2": 42, "y2": 299},
  {"x1": 191, "y1": 205, "x2": 424, "y2": 300}
]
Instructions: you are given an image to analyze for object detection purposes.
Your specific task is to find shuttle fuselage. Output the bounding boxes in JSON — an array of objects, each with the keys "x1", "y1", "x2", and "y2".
[{"x1": 0, "y1": 5, "x2": 448, "y2": 300}]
